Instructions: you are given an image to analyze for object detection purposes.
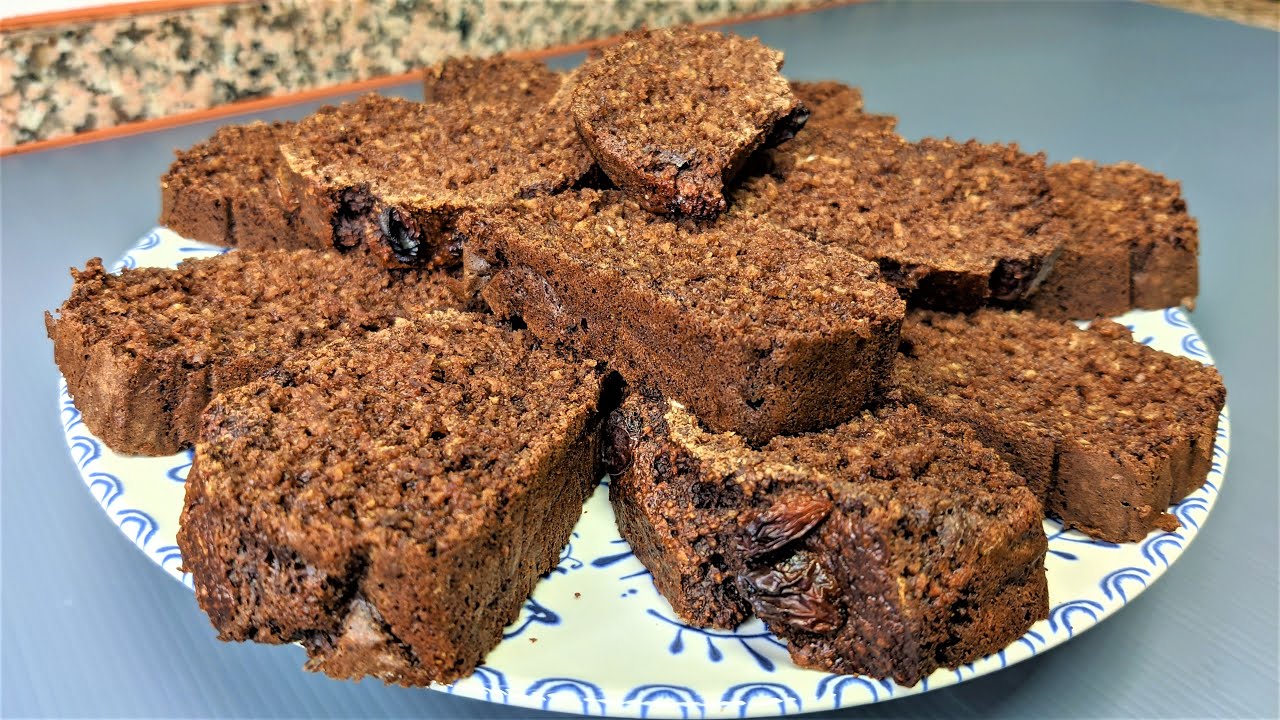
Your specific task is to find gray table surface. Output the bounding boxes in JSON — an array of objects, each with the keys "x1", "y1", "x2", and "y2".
[{"x1": 3, "y1": 2, "x2": 1277, "y2": 717}]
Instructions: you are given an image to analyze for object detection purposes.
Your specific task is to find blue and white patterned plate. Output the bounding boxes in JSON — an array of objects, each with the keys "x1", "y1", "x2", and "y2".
[{"x1": 60, "y1": 229, "x2": 1230, "y2": 718}]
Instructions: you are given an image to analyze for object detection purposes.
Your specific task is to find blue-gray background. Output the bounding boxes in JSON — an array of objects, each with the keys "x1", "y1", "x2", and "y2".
[{"x1": 3, "y1": 2, "x2": 1277, "y2": 717}]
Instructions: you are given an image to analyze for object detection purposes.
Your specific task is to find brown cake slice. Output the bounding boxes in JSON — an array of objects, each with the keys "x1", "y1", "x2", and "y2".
[
  {"x1": 161, "y1": 121, "x2": 319, "y2": 250},
  {"x1": 279, "y1": 93, "x2": 593, "y2": 270},
  {"x1": 570, "y1": 27, "x2": 809, "y2": 218},
  {"x1": 460, "y1": 189, "x2": 905, "y2": 446},
  {"x1": 179, "y1": 311, "x2": 610, "y2": 686},
  {"x1": 423, "y1": 55, "x2": 564, "y2": 105},
  {"x1": 896, "y1": 309, "x2": 1225, "y2": 542},
  {"x1": 1028, "y1": 160, "x2": 1199, "y2": 318},
  {"x1": 731, "y1": 128, "x2": 1065, "y2": 311},
  {"x1": 607, "y1": 394, "x2": 1048, "y2": 686},
  {"x1": 46, "y1": 249, "x2": 460, "y2": 456}
]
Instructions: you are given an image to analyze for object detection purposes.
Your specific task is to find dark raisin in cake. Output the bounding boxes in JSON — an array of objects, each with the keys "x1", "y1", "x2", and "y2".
[
  {"x1": 460, "y1": 189, "x2": 905, "y2": 446},
  {"x1": 570, "y1": 27, "x2": 808, "y2": 218},
  {"x1": 896, "y1": 309, "x2": 1225, "y2": 542},
  {"x1": 46, "y1": 250, "x2": 459, "y2": 455},
  {"x1": 179, "y1": 311, "x2": 609, "y2": 685},
  {"x1": 607, "y1": 394, "x2": 1048, "y2": 686}
]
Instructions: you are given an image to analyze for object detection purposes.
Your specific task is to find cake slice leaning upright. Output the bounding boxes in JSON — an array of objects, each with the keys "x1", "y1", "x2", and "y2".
[
  {"x1": 179, "y1": 310, "x2": 615, "y2": 686},
  {"x1": 606, "y1": 393, "x2": 1048, "y2": 687},
  {"x1": 896, "y1": 309, "x2": 1225, "y2": 542}
]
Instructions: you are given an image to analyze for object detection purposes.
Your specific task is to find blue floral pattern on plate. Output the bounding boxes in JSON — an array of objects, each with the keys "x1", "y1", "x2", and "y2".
[{"x1": 60, "y1": 229, "x2": 1231, "y2": 717}]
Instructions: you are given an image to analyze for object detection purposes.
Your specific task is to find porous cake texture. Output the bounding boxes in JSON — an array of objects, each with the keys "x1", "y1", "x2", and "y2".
[
  {"x1": 179, "y1": 311, "x2": 610, "y2": 685},
  {"x1": 607, "y1": 394, "x2": 1048, "y2": 686},
  {"x1": 161, "y1": 121, "x2": 312, "y2": 250},
  {"x1": 47, "y1": 250, "x2": 459, "y2": 455},
  {"x1": 896, "y1": 309, "x2": 1225, "y2": 542},
  {"x1": 460, "y1": 189, "x2": 905, "y2": 445},
  {"x1": 280, "y1": 93, "x2": 593, "y2": 269},
  {"x1": 1029, "y1": 160, "x2": 1199, "y2": 318},
  {"x1": 732, "y1": 129, "x2": 1064, "y2": 311},
  {"x1": 571, "y1": 27, "x2": 808, "y2": 218},
  {"x1": 423, "y1": 55, "x2": 565, "y2": 106}
]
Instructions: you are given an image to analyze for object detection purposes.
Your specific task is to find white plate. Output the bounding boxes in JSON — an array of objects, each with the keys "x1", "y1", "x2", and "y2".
[{"x1": 61, "y1": 228, "x2": 1230, "y2": 718}]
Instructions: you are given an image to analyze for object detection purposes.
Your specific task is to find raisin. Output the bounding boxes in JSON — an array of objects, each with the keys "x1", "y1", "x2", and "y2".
[
  {"x1": 742, "y1": 551, "x2": 840, "y2": 634},
  {"x1": 379, "y1": 207, "x2": 423, "y2": 263},
  {"x1": 739, "y1": 493, "x2": 832, "y2": 558},
  {"x1": 601, "y1": 409, "x2": 635, "y2": 476}
]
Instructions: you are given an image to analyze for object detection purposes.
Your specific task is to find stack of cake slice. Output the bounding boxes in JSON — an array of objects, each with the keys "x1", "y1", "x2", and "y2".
[{"x1": 47, "y1": 27, "x2": 1223, "y2": 690}]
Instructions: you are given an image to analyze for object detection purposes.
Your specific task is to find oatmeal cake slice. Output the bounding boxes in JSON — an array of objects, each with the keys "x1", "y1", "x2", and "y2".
[
  {"x1": 570, "y1": 27, "x2": 809, "y2": 218},
  {"x1": 1028, "y1": 159, "x2": 1199, "y2": 318},
  {"x1": 46, "y1": 250, "x2": 460, "y2": 455},
  {"x1": 179, "y1": 311, "x2": 611, "y2": 685},
  {"x1": 607, "y1": 394, "x2": 1048, "y2": 686},
  {"x1": 896, "y1": 309, "x2": 1225, "y2": 542},
  {"x1": 423, "y1": 55, "x2": 565, "y2": 105},
  {"x1": 460, "y1": 189, "x2": 905, "y2": 446},
  {"x1": 732, "y1": 128, "x2": 1064, "y2": 311},
  {"x1": 161, "y1": 122, "x2": 316, "y2": 250},
  {"x1": 279, "y1": 93, "x2": 593, "y2": 270}
]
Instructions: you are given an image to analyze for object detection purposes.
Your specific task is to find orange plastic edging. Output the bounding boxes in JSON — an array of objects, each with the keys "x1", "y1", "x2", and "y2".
[
  {"x1": 0, "y1": 0, "x2": 252, "y2": 31},
  {"x1": 1, "y1": 1, "x2": 856, "y2": 157}
]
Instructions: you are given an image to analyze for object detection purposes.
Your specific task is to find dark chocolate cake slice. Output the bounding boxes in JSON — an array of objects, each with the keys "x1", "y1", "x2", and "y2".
[
  {"x1": 607, "y1": 394, "x2": 1048, "y2": 686},
  {"x1": 161, "y1": 121, "x2": 318, "y2": 250},
  {"x1": 732, "y1": 128, "x2": 1065, "y2": 311},
  {"x1": 280, "y1": 93, "x2": 593, "y2": 269},
  {"x1": 179, "y1": 311, "x2": 610, "y2": 686},
  {"x1": 570, "y1": 27, "x2": 808, "y2": 218},
  {"x1": 896, "y1": 309, "x2": 1225, "y2": 542},
  {"x1": 46, "y1": 250, "x2": 460, "y2": 455},
  {"x1": 460, "y1": 189, "x2": 905, "y2": 445},
  {"x1": 1028, "y1": 159, "x2": 1199, "y2": 318}
]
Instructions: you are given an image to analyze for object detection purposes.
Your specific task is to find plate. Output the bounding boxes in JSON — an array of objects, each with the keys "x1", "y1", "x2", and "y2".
[{"x1": 60, "y1": 228, "x2": 1230, "y2": 718}]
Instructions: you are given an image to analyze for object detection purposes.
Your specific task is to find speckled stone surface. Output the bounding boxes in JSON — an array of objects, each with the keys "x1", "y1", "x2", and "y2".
[{"x1": 0, "y1": 0, "x2": 830, "y2": 149}]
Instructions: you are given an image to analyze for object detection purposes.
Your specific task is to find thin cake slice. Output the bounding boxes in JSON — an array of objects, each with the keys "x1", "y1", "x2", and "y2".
[
  {"x1": 732, "y1": 129, "x2": 1065, "y2": 311},
  {"x1": 1028, "y1": 160, "x2": 1199, "y2": 318},
  {"x1": 423, "y1": 55, "x2": 564, "y2": 105},
  {"x1": 570, "y1": 27, "x2": 809, "y2": 218},
  {"x1": 179, "y1": 311, "x2": 609, "y2": 685},
  {"x1": 46, "y1": 250, "x2": 459, "y2": 455},
  {"x1": 460, "y1": 189, "x2": 905, "y2": 446},
  {"x1": 161, "y1": 122, "x2": 318, "y2": 250},
  {"x1": 607, "y1": 394, "x2": 1048, "y2": 686},
  {"x1": 896, "y1": 309, "x2": 1225, "y2": 542},
  {"x1": 280, "y1": 93, "x2": 593, "y2": 269}
]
